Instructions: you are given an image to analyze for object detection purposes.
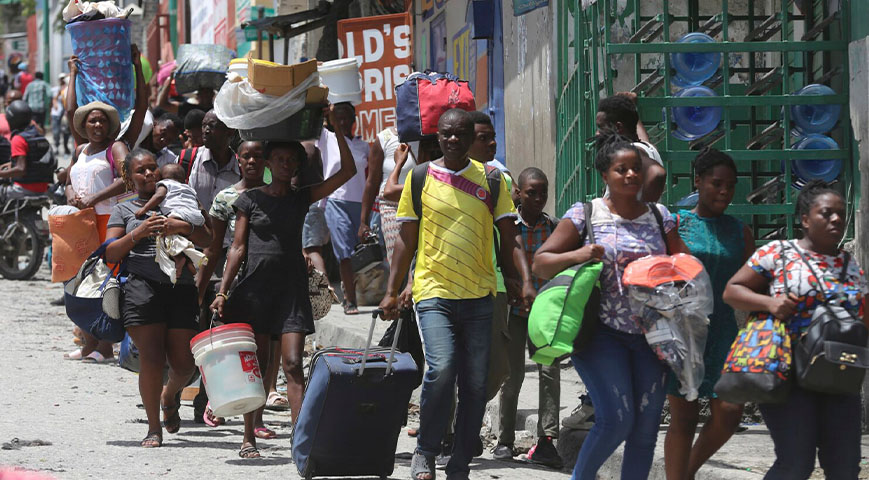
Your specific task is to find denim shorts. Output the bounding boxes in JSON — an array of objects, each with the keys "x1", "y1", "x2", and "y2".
[
  {"x1": 302, "y1": 204, "x2": 330, "y2": 249},
  {"x1": 324, "y1": 198, "x2": 362, "y2": 260}
]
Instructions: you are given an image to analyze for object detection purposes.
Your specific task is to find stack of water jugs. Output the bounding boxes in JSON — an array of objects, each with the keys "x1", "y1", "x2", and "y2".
[
  {"x1": 786, "y1": 84, "x2": 842, "y2": 187},
  {"x1": 669, "y1": 32, "x2": 723, "y2": 141}
]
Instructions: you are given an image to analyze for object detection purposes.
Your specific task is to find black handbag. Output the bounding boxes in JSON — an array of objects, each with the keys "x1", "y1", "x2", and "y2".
[
  {"x1": 350, "y1": 232, "x2": 384, "y2": 274},
  {"x1": 791, "y1": 243, "x2": 869, "y2": 395}
]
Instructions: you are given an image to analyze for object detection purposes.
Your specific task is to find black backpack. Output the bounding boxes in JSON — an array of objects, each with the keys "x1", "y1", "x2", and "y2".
[
  {"x1": 14, "y1": 125, "x2": 56, "y2": 184},
  {"x1": 791, "y1": 243, "x2": 869, "y2": 395}
]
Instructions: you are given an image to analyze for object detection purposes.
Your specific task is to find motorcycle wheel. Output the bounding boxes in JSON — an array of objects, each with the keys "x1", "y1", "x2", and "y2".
[{"x1": 0, "y1": 216, "x2": 44, "y2": 280}]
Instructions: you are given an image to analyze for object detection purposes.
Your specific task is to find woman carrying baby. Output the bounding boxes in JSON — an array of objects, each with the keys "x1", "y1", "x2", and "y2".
[{"x1": 105, "y1": 148, "x2": 213, "y2": 448}]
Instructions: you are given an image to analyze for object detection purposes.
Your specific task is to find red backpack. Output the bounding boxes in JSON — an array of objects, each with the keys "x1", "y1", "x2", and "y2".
[{"x1": 177, "y1": 147, "x2": 198, "y2": 183}]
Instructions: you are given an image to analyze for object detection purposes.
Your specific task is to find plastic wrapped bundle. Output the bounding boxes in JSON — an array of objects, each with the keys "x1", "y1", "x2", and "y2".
[
  {"x1": 66, "y1": 18, "x2": 134, "y2": 122},
  {"x1": 174, "y1": 44, "x2": 234, "y2": 94},
  {"x1": 622, "y1": 254, "x2": 713, "y2": 401}
]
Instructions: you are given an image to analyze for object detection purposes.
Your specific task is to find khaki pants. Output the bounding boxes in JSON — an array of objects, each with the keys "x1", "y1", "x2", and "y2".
[{"x1": 497, "y1": 312, "x2": 561, "y2": 444}]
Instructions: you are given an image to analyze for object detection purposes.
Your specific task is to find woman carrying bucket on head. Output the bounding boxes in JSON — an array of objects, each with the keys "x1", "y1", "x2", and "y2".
[
  {"x1": 105, "y1": 149, "x2": 214, "y2": 448},
  {"x1": 210, "y1": 105, "x2": 357, "y2": 459}
]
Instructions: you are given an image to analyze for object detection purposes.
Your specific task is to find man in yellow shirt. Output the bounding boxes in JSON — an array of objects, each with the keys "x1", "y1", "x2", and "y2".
[{"x1": 379, "y1": 108, "x2": 535, "y2": 480}]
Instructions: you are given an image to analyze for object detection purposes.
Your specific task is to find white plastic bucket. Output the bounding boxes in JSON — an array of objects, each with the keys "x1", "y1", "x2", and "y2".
[
  {"x1": 190, "y1": 323, "x2": 265, "y2": 417},
  {"x1": 227, "y1": 59, "x2": 248, "y2": 80},
  {"x1": 329, "y1": 89, "x2": 363, "y2": 105},
  {"x1": 319, "y1": 58, "x2": 363, "y2": 105}
]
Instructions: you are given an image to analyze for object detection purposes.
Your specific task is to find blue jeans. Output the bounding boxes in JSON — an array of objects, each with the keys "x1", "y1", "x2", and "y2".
[
  {"x1": 415, "y1": 296, "x2": 493, "y2": 476},
  {"x1": 759, "y1": 386, "x2": 861, "y2": 479},
  {"x1": 570, "y1": 325, "x2": 668, "y2": 480}
]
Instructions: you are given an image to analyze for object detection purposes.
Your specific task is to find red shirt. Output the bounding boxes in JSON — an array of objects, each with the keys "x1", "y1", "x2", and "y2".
[
  {"x1": 17, "y1": 72, "x2": 33, "y2": 94},
  {"x1": 10, "y1": 135, "x2": 48, "y2": 193},
  {"x1": 0, "y1": 114, "x2": 10, "y2": 141}
]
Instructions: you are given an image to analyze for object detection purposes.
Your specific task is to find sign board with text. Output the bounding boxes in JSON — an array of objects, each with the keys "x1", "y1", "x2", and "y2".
[{"x1": 338, "y1": 12, "x2": 413, "y2": 142}]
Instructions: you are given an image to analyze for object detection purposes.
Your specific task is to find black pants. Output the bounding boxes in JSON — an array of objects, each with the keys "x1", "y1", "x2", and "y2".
[{"x1": 759, "y1": 386, "x2": 861, "y2": 479}]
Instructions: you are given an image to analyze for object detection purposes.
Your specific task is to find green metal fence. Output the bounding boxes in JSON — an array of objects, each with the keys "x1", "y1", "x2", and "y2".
[{"x1": 555, "y1": 0, "x2": 857, "y2": 243}]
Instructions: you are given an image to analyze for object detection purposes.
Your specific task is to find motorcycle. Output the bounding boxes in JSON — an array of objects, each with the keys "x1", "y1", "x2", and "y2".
[{"x1": 0, "y1": 195, "x2": 50, "y2": 280}]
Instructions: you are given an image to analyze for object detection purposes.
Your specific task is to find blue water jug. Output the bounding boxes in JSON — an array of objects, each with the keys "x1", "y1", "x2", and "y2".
[
  {"x1": 789, "y1": 84, "x2": 841, "y2": 135},
  {"x1": 781, "y1": 134, "x2": 842, "y2": 186},
  {"x1": 675, "y1": 191, "x2": 699, "y2": 208},
  {"x1": 670, "y1": 86, "x2": 723, "y2": 141},
  {"x1": 671, "y1": 33, "x2": 721, "y2": 87}
]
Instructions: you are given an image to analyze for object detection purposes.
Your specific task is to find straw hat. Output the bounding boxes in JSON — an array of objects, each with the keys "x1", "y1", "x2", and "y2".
[{"x1": 73, "y1": 101, "x2": 121, "y2": 140}]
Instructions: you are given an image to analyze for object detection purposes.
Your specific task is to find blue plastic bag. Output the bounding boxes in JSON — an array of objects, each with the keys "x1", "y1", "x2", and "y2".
[{"x1": 66, "y1": 18, "x2": 134, "y2": 122}]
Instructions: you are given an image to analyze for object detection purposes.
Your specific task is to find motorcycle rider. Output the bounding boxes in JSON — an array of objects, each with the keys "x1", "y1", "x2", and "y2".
[{"x1": 0, "y1": 100, "x2": 55, "y2": 200}]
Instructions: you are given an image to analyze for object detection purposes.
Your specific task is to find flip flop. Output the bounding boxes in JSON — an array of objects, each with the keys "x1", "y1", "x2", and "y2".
[
  {"x1": 81, "y1": 351, "x2": 115, "y2": 364},
  {"x1": 343, "y1": 302, "x2": 359, "y2": 315},
  {"x1": 239, "y1": 444, "x2": 261, "y2": 459},
  {"x1": 254, "y1": 427, "x2": 277, "y2": 439},
  {"x1": 203, "y1": 402, "x2": 225, "y2": 427},
  {"x1": 265, "y1": 392, "x2": 290, "y2": 411},
  {"x1": 64, "y1": 348, "x2": 83, "y2": 360}
]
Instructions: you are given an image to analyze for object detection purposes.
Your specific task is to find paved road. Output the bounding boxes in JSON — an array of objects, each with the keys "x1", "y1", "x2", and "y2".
[
  {"x1": 2, "y1": 265, "x2": 869, "y2": 479},
  {"x1": 0, "y1": 267, "x2": 568, "y2": 480}
]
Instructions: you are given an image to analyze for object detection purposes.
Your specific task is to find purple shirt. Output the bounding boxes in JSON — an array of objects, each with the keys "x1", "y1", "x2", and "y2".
[{"x1": 564, "y1": 198, "x2": 675, "y2": 334}]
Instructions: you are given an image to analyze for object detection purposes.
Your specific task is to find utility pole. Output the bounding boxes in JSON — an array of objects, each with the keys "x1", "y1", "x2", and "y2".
[
  {"x1": 42, "y1": 0, "x2": 50, "y2": 77},
  {"x1": 169, "y1": 0, "x2": 178, "y2": 54}
]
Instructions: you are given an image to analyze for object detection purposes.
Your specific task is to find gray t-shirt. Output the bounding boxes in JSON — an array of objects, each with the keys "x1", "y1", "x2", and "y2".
[{"x1": 107, "y1": 201, "x2": 195, "y2": 285}]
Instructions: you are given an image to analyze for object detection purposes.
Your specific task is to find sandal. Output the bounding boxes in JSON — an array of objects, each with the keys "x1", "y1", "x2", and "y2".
[
  {"x1": 64, "y1": 348, "x2": 82, "y2": 360},
  {"x1": 81, "y1": 351, "x2": 115, "y2": 364},
  {"x1": 203, "y1": 402, "x2": 225, "y2": 427},
  {"x1": 161, "y1": 403, "x2": 181, "y2": 434},
  {"x1": 343, "y1": 302, "x2": 359, "y2": 315},
  {"x1": 239, "y1": 444, "x2": 261, "y2": 459},
  {"x1": 410, "y1": 451, "x2": 436, "y2": 480},
  {"x1": 254, "y1": 427, "x2": 277, "y2": 439},
  {"x1": 265, "y1": 391, "x2": 290, "y2": 411},
  {"x1": 141, "y1": 431, "x2": 162, "y2": 448}
]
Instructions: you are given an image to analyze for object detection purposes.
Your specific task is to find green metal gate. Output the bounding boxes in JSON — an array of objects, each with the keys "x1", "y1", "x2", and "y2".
[{"x1": 555, "y1": 0, "x2": 857, "y2": 243}]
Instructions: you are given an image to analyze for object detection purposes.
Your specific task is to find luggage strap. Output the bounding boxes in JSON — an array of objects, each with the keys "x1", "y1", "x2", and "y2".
[{"x1": 359, "y1": 309, "x2": 402, "y2": 377}]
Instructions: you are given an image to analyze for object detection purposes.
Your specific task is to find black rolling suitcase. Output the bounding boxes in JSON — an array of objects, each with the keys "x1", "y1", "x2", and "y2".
[{"x1": 292, "y1": 309, "x2": 419, "y2": 479}]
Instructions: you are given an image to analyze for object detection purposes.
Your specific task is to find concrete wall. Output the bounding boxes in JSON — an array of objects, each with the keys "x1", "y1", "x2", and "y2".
[
  {"x1": 849, "y1": 38, "x2": 868, "y2": 280},
  {"x1": 501, "y1": 5, "x2": 557, "y2": 213}
]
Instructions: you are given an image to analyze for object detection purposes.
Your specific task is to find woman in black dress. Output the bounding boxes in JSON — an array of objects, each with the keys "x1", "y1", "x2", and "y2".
[{"x1": 211, "y1": 108, "x2": 357, "y2": 458}]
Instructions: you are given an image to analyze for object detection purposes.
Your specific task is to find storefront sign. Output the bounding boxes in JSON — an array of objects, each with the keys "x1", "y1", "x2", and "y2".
[
  {"x1": 338, "y1": 12, "x2": 413, "y2": 142},
  {"x1": 451, "y1": 24, "x2": 476, "y2": 92}
]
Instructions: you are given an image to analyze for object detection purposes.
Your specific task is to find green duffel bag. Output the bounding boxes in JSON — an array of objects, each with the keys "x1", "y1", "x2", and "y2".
[{"x1": 528, "y1": 202, "x2": 602, "y2": 365}]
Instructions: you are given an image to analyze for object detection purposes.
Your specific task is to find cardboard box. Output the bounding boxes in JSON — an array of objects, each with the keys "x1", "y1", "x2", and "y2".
[
  {"x1": 306, "y1": 86, "x2": 329, "y2": 104},
  {"x1": 248, "y1": 58, "x2": 318, "y2": 97}
]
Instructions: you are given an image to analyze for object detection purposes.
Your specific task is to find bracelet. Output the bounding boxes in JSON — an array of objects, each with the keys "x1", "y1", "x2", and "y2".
[
  {"x1": 130, "y1": 231, "x2": 137, "y2": 244},
  {"x1": 189, "y1": 222, "x2": 195, "y2": 236},
  {"x1": 215, "y1": 292, "x2": 229, "y2": 301}
]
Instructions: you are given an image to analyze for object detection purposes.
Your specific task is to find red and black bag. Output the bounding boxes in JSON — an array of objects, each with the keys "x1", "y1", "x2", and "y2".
[
  {"x1": 177, "y1": 146, "x2": 198, "y2": 183},
  {"x1": 395, "y1": 72, "x2": 475, "y2": 143}
]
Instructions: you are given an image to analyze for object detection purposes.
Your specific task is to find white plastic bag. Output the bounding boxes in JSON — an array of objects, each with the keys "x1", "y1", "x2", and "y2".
[
  {"x1": 63, "y1": 0, "x2": 123, "y2": 22},
  {"x1": 213, "y1": 73, "x2": 320, "y2": 129},
  {"x1": 155, "y1": 234, "x2": 207, "y2": 285}
]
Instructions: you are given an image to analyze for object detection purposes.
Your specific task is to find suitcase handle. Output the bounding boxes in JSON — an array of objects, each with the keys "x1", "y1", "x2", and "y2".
[{"x1": 359, "y1": 309, "x2": 402, "y2": 377}]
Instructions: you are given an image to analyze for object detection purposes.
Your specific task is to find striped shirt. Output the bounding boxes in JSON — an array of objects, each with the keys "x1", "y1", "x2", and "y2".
[{"x1": 511, "y1": 209, "x2": 557, "y2": 317}]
